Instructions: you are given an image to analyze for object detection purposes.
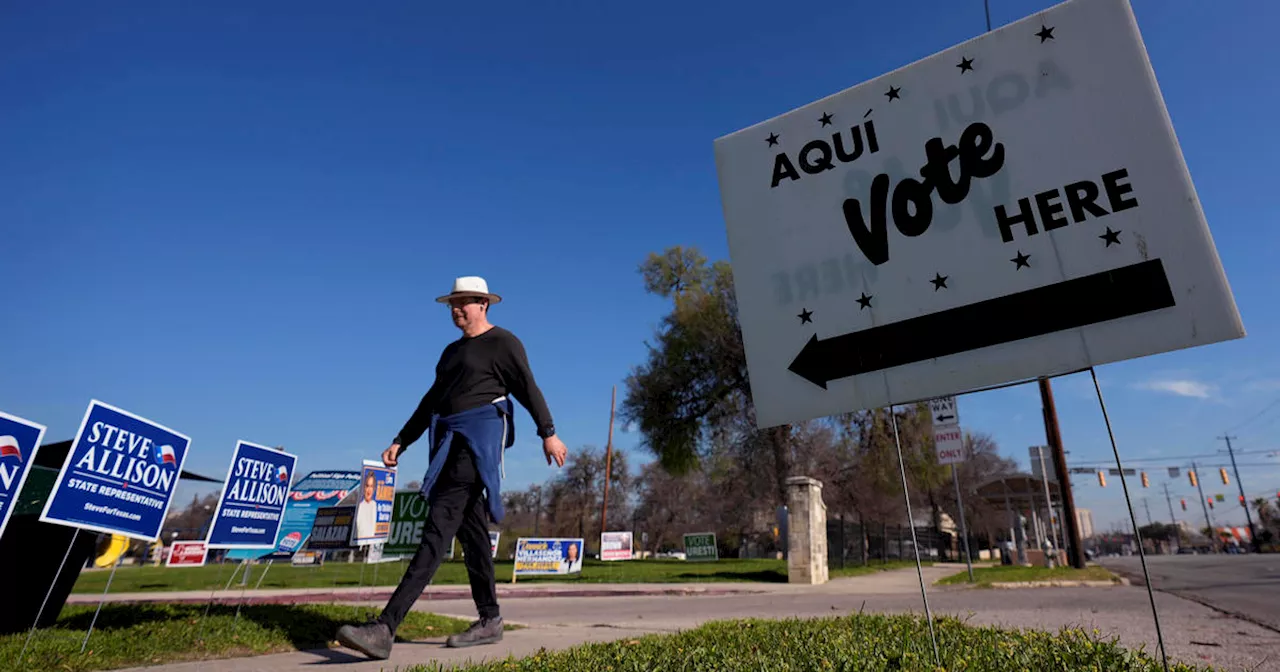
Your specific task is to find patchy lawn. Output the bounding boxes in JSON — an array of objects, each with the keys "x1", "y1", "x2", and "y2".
[
  {"x1": 938, "y1": 564, "x2": 1121, "y2": 587},
  {"x1": 408, "y1": 614, "x2": 1208, "y2": 671},
  {"x1": 0, "y1": 602, "x2": 477, "y2": 672}
]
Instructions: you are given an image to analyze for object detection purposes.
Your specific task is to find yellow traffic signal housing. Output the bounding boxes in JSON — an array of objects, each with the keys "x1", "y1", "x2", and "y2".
[
  {"x1": 1097, "y1": 471, "x2": 1106, "y2": 487},
  {"x1": 1140, "y1": 472, "x2": 1149, "y2": 488},
  {"x1": 1220, "y1": 468, "x2": 1229, "y2": 485},
  {"x1": 1188, "y1": 470, "x2": 1198, "y2": 487}
]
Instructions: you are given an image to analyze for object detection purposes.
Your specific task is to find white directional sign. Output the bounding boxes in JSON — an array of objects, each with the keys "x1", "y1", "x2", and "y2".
[
  {"x1": 713, "y1": 0, "x2": 1244, "y2": 429},
  {"x1": 929, "y1": 397, "x2": 958, "y2": 427},
  {"x1": 934, "y1": 425, "x2": 966, "y2": 465}
]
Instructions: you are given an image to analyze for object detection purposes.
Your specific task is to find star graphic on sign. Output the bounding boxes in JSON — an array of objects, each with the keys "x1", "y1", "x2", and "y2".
[
  {"x1": 1100, "y1": 227, "x2": 1122, "y2": 247},
  {"x1": 1036, "y1": 25, "x2": 1056, "y2": 43},
  {"x1": 1011, "y1": 251, "x2": 1032, "y2": 269},
  {"x1": 819, "y1": 112, "x2": 833, "y2": 127},
  {"x1": 797, "y1": 308, "x2": 813, "y2": 324},
  {"x1": 930, "y1": 273, "x2": 949, "y2": 291},
  {"x1": 765, "y1": 132, "x2": 779, "y2": 147},
  {"x1": 957, "y1": 57, "x2": 975, "y2": 74},
  {"x1": 857, "y1": 293, "x2": 873, "y2": 310},
  {"x1": 885, "y1": 86, "x2": 901, "y2": 101}
]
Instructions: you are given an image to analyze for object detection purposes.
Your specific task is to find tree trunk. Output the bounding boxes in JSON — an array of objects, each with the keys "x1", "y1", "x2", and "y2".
[{"x1": 770, "y1": 425, "x2": 792, "y2": 506}]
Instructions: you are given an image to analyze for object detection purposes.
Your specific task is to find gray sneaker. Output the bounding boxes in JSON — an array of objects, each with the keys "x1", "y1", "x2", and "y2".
[
  {"x1": 445, "y1": 616, "x2": 504, "y2": 648},
  {"x1": 335, "y1": 621, "x2": 393, "y2": 660}
]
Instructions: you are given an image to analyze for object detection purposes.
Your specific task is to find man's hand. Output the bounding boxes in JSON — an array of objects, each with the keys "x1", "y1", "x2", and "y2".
[
  {"x1": 543, "y1": 435, "x2": 567, "y2": 467},
  {"x1": 382, "y1": 443, "x2": 403, "y2": 468}
]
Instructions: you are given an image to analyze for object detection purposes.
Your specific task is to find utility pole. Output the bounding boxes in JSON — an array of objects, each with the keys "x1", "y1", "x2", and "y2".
[
  {"x1": 1162, "y1": 483, "x2": 1178, "y2": 529},
  {"x1": 1142, "y1": 498, "x2": 1153, "y2": 527},
  {"x1": 600, "y1": 386, "x2": 617, "y2": 542},
  {"x1": 1039, "y1": 379, "x2": 1085, "y2": 569},
  {"x1": 1192, "y1": 461, "x2": 1213, "y2": 545},
  {"x1": 1221, "y1": 435, "x2": 1261, "y2": 553}
]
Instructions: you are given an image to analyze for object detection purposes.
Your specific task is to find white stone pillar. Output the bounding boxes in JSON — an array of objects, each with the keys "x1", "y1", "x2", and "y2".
[{"x1": 786, "y1": 476, "x2": 829, "y2": 585}]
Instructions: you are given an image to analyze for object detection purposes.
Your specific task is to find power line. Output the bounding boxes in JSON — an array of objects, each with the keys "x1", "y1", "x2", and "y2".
[{"x1": 1227, "y1": 393, "x2": 1280, "y2": 432}]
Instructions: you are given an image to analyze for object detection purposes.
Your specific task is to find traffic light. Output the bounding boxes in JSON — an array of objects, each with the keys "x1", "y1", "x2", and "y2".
[
  {"x1": 1207, "y1": 497, "x2": 1215, "y2": 510},
  {"x1": 1220, "y1": 468, "x2": 1230, "y2": 485},
  {"x1": 1141, "y1": 472, "x2": 1149, "y2": 488},
  {"x1": 1180, "y1": 498, "x2": 1187, "y2": 511},
  {"x1": 1097, "y1": 471, "x2": 1106, "y2": 487},
  {"x1": 1189, "y1": 470, "x2": 1198, "y2": 487},
  {"x1": 1240, "y1": 495, "x2": 1246, "y2": 507}
]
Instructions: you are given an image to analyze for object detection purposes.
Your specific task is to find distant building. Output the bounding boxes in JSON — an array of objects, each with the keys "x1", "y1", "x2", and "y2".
[{"x1": 1076, "y1": 509, "x2": 1095, "y2": 539}]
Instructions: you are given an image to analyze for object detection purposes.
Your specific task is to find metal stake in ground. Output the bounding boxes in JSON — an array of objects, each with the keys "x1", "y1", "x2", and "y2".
[
  {"x1": 198, "y1": 559, "x2": 246, "y2": 643},
  {"x1": 20, "y1": 528, "x2": 80, "y2": 662},
  {"x1": 81, "y1": 554, "x2": 122, "y2": 653},
  {"x1": 889, "y1": 406, "x2": 940, "y2": 666},
  {"x1": 1091, "y1": 367, "x2": 1169, "y2": 672},
  {"x1": 951, "y1": 464, "x2": 974, "y2": 582}
]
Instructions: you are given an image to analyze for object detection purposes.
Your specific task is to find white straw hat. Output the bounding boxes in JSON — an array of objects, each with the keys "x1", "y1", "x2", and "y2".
[{"x1": 435, "y1": 276, "x2": 502, "y2": 304}]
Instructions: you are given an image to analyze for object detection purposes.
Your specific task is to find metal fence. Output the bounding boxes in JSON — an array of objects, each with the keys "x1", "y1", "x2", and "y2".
[{"x1": 826, "y1": 517, "x2": 958, "y2": 568}]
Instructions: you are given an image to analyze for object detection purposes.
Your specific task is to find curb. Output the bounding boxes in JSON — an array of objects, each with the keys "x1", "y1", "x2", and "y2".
[
  {"x1": 989, "y1": 578, "x2": 1129, "y2": 589},
  {"x1": 66, "y1": 586, "x2": 760, "y2": 606}
]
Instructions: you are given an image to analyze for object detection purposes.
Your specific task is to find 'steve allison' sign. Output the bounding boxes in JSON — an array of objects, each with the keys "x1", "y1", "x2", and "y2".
[{"x1": 713, "y1": 0, "x2": 1243, "y2": 427}]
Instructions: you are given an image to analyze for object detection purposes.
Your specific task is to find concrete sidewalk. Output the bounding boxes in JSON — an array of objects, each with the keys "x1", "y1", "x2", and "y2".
[
  {"x1": 68, "y1": 564, "x2": 952, "y2": 606},
  {"x1": 112, "y1": 565, "x2": 1280, "y2": 672}
]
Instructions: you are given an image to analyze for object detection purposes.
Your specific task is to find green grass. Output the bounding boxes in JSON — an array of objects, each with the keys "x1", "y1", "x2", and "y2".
[
  {"x1": 407, "y1": 613, "x2": 1209, "y2": 672},
  {"x1": 71, "y1": 557, "x2": 927, "y2": 593},
  {"x1": 829, "y1": 559, "x2": 933, "y2": 579},
  {"x1": 937, "y1": 564, "x2": 1121, "y2": 588},
  {"x1": 0, "y1": 602, "x2": 476, "y2": 672}
]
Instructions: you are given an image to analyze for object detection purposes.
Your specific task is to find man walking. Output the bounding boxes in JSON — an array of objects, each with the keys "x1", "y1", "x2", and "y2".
[{"x1": 337, "y1": 276, "x2": 567, "y2": 659}]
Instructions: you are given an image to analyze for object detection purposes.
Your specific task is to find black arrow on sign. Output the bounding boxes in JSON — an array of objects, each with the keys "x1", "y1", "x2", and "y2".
[
  {"x1": 935, "y1": 414, "x2": 956, "y2": 422},
  {"x1": 788, "y1": 259, "x2": 1176, "y2": 389}
]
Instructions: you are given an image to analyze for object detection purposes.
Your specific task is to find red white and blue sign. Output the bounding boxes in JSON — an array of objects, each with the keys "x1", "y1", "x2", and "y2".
[
  {"x1": 205, "y1": 441, "x2": 298, "y2": 549},
  {"x1": 39, "y1": 400, "x2": 191, "y2": 542},
  {"x1": 0, "y1": 410, "x2": 48, "y2": 540}
]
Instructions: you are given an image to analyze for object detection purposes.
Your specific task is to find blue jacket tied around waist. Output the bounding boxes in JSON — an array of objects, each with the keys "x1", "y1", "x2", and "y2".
[{"x1": 419, "y1": 396, "x2": 515, "y2": 523}]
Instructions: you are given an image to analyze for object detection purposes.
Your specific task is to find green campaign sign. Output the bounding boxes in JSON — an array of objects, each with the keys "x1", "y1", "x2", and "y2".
[
  {"x1": 386, "y1": 491, "x2": 438, "y2": 556},
  {"x1": 683, "y1": 532, "x2": 718, "y2": 562}
]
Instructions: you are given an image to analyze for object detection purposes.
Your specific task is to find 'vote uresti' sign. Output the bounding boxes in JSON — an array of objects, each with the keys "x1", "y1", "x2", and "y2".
[
  {"x1": 40, "y1": 400, "x2": 191, "y2": 542},
  {"x1": 713, "y1": 0, "x2": 1244, "y2": 428},
  {"x1": 206, "y1": 441, "x2": 298, "y2": 549}
]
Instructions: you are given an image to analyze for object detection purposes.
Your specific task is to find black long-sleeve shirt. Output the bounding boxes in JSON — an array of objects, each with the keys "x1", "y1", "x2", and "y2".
[{"x1": 393, "y1": 326, "x2": 555, "y2": 450}]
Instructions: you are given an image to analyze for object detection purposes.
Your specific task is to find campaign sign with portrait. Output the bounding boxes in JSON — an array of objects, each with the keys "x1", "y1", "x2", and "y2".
[
  {"x1": 513, "y1": 537, "x2": 585, "y2": 576},
  {"x1": 351, "y1": 460, "x2": 395, "y2": 547}
]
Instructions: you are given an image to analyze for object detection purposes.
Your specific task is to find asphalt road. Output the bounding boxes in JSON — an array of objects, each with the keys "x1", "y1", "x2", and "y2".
[{"x1": 1100, "y1": 554, "x2": 1280, "y2": 631}]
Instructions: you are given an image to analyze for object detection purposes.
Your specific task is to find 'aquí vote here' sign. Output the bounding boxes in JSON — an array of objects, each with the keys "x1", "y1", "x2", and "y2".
[
  {"x1": 40, "y1": 400, "x2": 191, "y2": 541},
  {"x1": 713, "y1": 0, "x2": 1244, "y2": 428}
]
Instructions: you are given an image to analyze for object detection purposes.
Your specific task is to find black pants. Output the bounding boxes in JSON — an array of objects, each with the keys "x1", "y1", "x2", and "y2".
[{"x1": 377, "y1": 437, "x2": 499, "y2": 634}]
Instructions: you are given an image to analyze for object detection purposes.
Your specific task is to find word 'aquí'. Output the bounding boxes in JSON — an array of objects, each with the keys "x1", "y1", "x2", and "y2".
[
  {"x1": 771, "y1": 121, "x2": 880, "y2": 188},
  {"x1": 843, "y1": 121, "x2": 1005, "y2": 266}
]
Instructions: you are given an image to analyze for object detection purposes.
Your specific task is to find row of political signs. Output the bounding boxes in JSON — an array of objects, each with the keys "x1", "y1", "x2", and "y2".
[
  {"x1": 0, "y1": 399, "x2": 404, "y2": 565},
  {"x1": 4, "y1": 400, "x2": 725, "y2": 576}
]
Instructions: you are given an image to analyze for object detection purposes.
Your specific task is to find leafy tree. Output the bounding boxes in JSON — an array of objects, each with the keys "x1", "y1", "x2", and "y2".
[{"x1": 621, "y1": 246, "x2": 793, "y2": 504}]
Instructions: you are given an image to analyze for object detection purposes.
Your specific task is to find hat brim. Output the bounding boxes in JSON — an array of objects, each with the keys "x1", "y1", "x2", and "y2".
[{"x1": 435, "y1": 291, "x2": 502, "y2": 304}]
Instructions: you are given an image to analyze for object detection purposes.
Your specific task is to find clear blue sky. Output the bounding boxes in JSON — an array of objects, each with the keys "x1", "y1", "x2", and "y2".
[{"x1": 3, "y1": 0, "x2": 1277, "y2": 537}]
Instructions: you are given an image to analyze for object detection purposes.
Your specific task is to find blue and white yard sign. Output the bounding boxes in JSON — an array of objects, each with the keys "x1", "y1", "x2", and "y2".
[
  {"x1": 0, "y1": 410, "x2": 48, "y2": 539},
  {"x1": 40, "y1": 400, "x2": 191, "y2": 542},
  {"x1": 206, "y1": 441, "x2": 298, "y2": 549}
]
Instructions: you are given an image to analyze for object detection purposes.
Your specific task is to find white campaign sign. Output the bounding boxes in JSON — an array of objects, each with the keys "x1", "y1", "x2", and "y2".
[
  {"x1": 713, "y1": 0, "x2": 1244, "y2": 429},
  {"x1": 934, "y1": 425, "x2": 965, "y2": 465}
]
